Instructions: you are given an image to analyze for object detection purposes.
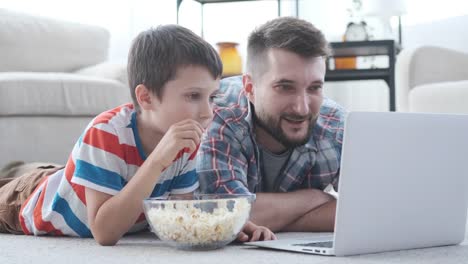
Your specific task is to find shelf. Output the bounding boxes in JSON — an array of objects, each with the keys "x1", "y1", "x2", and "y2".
[
  {"x1": 326, "y1": 40, "x2": 397, "y2": 111},
  {"x1": 330, "y1": 40, "x2": 396, "y2": 57},
  {"x1": 326, "y1": 69, "x2": 391, "y2": 81}
]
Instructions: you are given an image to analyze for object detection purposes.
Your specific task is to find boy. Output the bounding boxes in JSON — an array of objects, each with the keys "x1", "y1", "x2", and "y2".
[{"x1": 0, "y1": 25, "x2": 274, "y2": 245}]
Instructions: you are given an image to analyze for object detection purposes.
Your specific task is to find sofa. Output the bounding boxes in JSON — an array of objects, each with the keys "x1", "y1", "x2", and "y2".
[
  {"x1": 396, "y1": 46, "x2": 468, "y2": 113},
  {"x1": 0, "y1": 9, "x2": 130, "y2": 168}
]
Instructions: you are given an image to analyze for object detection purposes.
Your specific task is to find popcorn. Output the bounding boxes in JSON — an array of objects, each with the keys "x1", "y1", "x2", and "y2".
[{"x1": 146, "y1": 197, "x2": 251, "y2": 246}]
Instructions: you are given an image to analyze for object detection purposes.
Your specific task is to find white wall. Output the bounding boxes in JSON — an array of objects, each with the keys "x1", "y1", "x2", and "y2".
[
  {"x1": 1, "y1": 0, "x2": 286, "y2": 65},
  {"x1": 0, "y1": 0, "x2": 205, "y2": 63},
  {"x1": 404, "y1": 15, "x2": 468, "y2": 54},
  {"x1": 180, "y1": 0, "x2": 282, "y2": 72},
  {"x1": 2, "y1": 0, "x2": 467, "y2": 111}
]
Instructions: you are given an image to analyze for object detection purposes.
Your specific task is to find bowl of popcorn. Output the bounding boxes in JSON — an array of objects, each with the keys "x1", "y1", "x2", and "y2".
[{"x1": 143, "y1": 193, "x2": 255, "y2": 250}]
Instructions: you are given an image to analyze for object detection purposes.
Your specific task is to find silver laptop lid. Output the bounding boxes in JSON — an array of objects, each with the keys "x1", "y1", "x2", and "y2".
[{"x1": 334, "y1": 112, "x2": 468, "y2": 256}]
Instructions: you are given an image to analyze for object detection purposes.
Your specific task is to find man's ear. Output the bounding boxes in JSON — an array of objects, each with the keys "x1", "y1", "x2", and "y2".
[
  {"x1": 135, "y1": 84, "x2": 158, "y2": 110},
  {"x1": 242, "y1": 74, "x2": 255, "y2": 104}
]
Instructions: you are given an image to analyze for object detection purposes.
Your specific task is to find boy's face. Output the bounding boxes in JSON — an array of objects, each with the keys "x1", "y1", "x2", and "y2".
[
  {"x1": 149, "y1": 65, "x2": 220, "y2": 133},
  {"x1": 246, "y1": 48, "x2": 325, "y2": 148}
]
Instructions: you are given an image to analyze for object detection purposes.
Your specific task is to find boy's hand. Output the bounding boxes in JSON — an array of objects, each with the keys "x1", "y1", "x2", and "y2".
[
  {"x1": 151, "y1": 119, "x2": 204, "y2": 168},
  {"x1": 237, "y1": 221, "x2": 277, "y2": 242}
]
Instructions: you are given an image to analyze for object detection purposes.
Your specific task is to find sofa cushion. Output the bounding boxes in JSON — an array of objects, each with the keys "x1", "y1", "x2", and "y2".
[
  {"x1": 0, "y1": 9, "x2": 109, "y2": 72},
  {"x1": 74, "y1": 62, "x2": 128, "y2": 88},
  {"x1": 0, "y1": 116, "x2": 93, "y2": 166},
  {"x1": 0, "y1": 72, "x2": 130, "y2": 116},
  {"x1": 409, "y1": 80, "x2": 468, "y2": 114}
]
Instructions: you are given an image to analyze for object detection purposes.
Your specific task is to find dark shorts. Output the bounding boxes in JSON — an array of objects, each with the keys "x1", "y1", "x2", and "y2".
[{"x1": 0, "y1": 162, "x2": 63, "y2": 234}]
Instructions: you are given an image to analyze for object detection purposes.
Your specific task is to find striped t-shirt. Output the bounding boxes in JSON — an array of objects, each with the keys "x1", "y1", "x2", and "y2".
[{"x1": 19, "y1": 103, "x2": 199, "y2": 237}]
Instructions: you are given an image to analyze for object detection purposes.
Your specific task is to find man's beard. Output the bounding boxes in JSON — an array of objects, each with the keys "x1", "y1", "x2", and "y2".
[{"x1": 254, "y1": 109, "x2": 315, "y2": 149}]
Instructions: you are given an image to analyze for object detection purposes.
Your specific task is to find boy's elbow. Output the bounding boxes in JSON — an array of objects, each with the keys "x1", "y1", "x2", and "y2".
[
  {"x1": 92, "y1": 231, "x2": 119, "y2": 246},
  {"x1": 94, "y1": 235, "x2": 118, "y2": 246},
  {"x1": 99, "y1": 241, "x2": 118, "y2": 246}
]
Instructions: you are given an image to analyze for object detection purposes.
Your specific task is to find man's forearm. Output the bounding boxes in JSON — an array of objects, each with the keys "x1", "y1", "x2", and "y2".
[
  {"x1": 250, "y1": 189, "x2": 334, "y2": 232},
  {"x1": 282, "y1": 199, "x2": 336, "y2": 232}
]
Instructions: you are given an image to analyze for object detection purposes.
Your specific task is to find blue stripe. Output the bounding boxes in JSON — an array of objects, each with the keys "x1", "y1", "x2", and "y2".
[
  {"x1": 52, "y1": 194, "x2": 92, "y2": 237},
  {"x1": 150, "y1": 178, "x2": 173, "y2": 197},
  {"x1": 74, "y1": 160, "x2": 125, "y2": 192},
  {"x1": 149, "y1": 170, "x2": 197, "y2": 197},
  {"x1": 173, "y1": 170, "x2": 198, "y2": 189}
]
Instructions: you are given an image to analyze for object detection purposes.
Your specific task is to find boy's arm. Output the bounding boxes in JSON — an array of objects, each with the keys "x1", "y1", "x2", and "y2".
[
  {"x1": 168, "y1": 146, "x2": 200, "y2": 197},
  {"x1": 85, "y1": 157, "x2": 164, "y2": 246},
  {"x1": 84, "y1": 119, "x2": 203, "y2": 246}
]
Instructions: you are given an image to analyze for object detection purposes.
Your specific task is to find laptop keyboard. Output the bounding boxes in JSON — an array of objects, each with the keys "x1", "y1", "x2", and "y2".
[{"x1": 294, "y1": 241, "x2": 334, "y2": 248}]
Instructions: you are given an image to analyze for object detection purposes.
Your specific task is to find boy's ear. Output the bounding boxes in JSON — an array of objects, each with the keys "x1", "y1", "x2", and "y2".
[
  {"x1": 242, "y1": 74, "x2": 255, "y2": 104},
  {"x1": 135, "y1": 84, "x2": 158, "y2": 110}
]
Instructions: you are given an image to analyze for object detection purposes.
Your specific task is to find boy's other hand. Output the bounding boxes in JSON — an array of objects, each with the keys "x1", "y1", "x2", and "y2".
[
  {"x1": 237, "y1": 221, "x2": 277, "y2": 242},
  {"x1": 151, "y1": 119, "x2": 204, "y2": 168}
]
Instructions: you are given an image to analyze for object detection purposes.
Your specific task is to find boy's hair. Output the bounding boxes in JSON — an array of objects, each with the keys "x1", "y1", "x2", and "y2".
[
  {"x1": 246, "y1": 17, "x2": 331, "y2": 79},
  {"x1": 127, "y1": 25, "x2": 222, "y2": 111}
]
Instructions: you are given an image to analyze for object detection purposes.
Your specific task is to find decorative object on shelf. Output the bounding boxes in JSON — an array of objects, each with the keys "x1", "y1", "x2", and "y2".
[
  {"x1": 333, "y1": 57, "x2": 357, "y2": 70},
  {"x1": 362, "y1": 0, "x2": 407, "y2": 45},
  {"x1": 335, "y1": 21, "x2": 371, "y2": 70},
  {"x1": 216, "y1": 42, "x2": 242, "y2": 77},
  {"x1": 344, "y1": 21, "x2": 369, "y2": 41},
  {"x1": 335, "y1": 0, "x2": 368, "y2": 70}
]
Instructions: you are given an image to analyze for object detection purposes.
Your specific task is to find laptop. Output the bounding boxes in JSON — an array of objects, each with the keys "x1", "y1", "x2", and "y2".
[{"x1": 246, "y1": 112, "x2": 468, "y2": 256}]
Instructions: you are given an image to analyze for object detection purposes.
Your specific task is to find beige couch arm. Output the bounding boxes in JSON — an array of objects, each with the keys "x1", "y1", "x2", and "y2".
[
  {"x1": 396, "y1": 46, "x2": 468, "y2": 111},
  {"x1": 74, "y1": 62, "x2": 128, "y2": 88}
]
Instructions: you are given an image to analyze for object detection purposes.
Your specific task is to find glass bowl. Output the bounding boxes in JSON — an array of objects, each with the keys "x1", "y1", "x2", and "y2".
[{"x1": 143, "y1": 193, "x2": 255, "y2": 250}]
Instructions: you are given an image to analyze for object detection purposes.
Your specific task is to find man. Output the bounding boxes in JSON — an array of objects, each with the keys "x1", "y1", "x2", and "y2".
[{"x1": 197, "y1": 17, "x2": 346, "y2": 238}]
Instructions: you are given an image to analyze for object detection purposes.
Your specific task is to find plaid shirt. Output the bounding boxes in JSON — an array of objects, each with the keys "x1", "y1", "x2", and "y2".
[{"x1": 197, "y1": 76, "x2": 347, "y2": 194}]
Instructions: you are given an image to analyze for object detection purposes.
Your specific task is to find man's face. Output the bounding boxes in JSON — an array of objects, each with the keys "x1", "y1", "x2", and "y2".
[
  {"x1": 247, "y1": 48, "x2": 325, "y2": 149},
  {"x1": 150, "y1": 65, "x2": 220, "y2": 133}
]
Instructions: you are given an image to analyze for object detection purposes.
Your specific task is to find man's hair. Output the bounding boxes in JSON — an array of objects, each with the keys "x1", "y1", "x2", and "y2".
[
  {"x1": 246, "y1": 17, "x2": 331, "y2": 79},
  {"x1": 127, "y1": 25, "x2": 222, "y2": 110}
]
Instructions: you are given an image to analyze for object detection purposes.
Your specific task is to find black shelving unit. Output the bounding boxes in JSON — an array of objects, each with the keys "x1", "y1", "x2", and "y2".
[{"x1": 326, "y1": 40, "x2": 398, "y2": 111}]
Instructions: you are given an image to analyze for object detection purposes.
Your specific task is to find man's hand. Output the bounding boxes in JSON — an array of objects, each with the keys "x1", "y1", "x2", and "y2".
[
  {"x1": 151, "y1": 119, "x2": 204, "y2": 167},
  {"x1": 236, "y1": 221, "x2": 277, "y2": 242}
]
